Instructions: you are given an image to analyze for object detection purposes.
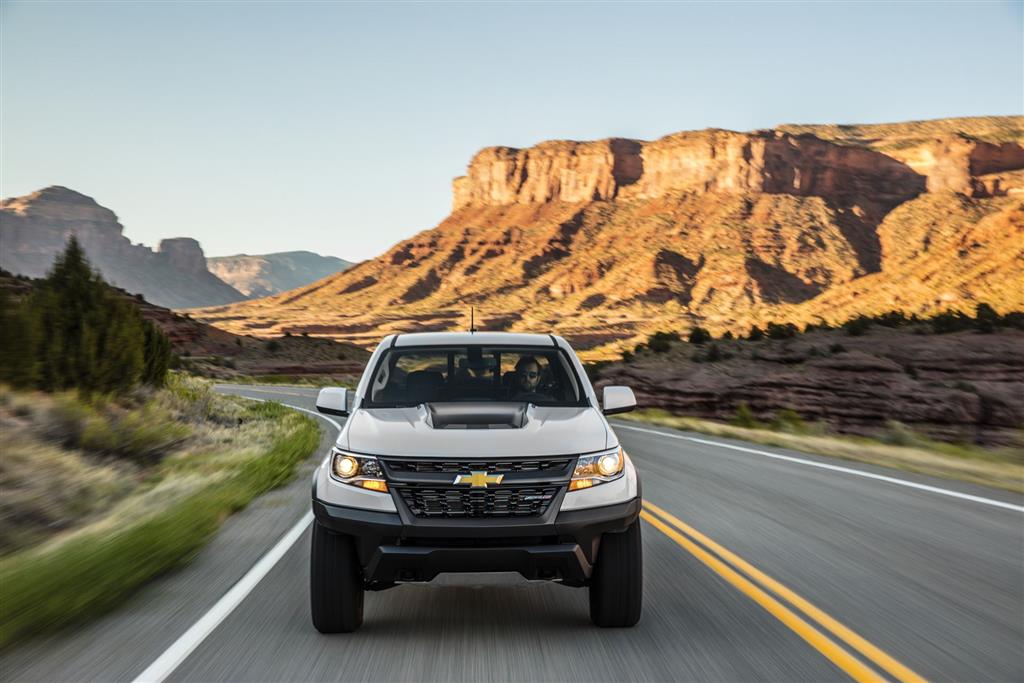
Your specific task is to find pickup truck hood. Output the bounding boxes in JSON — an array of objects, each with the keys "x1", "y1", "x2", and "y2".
[{"x1": 341, "y1": 405, "x2": 611, "y2": 457}]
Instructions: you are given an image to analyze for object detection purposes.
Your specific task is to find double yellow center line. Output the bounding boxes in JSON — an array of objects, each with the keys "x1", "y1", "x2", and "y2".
[{"x1": 640, "y1": 501, "x2": 926, "y2": 683}]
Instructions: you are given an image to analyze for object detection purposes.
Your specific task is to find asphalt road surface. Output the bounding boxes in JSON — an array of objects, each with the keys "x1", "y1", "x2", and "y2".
[{"x1": 4, "y1": 384, "x2": 1022, "y2": 682}]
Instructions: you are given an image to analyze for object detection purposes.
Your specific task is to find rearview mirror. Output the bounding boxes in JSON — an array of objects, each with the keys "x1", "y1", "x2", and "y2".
[
  {"x1": 602, "y1": 386, "x2": 636, "y2": 416},
  {"x1": 316, "y1": 387, "x2": 349, "y2": 417}
]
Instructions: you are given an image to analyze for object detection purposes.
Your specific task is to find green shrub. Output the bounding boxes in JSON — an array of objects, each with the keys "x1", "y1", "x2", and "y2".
[
  {"x1": 747, "y1": 326, "x2": 765, "y2": 341},
  {"x1": 731, "y1": 402, "x2": 763, "y2": 429},
  {"x1": 770, "y1": 409, "x2": 810, "y2": 434},
  {"x1": 687, "y1": 327, "x2": 712, "y2": 345},
  {"x1": 843, "y1": 315, "x2": 873, "y2": 336},
  {"x1": 975, "y1": 303, "x2": 1000, "y2": 333},
  {"x1": 79, "y1": 405, "x2": 190, "y2": 464},
  {"x1": 647, "y1": 331, "x2": 681, "y2": 353},
  {"x1": 38, "y1": 391, "x2": 190, "y2": 463},
  {"x1": 874, "y1": 311, "x2": 910, "y2": 328},
  {"x1": 930, "y1": 310, "x2": 972, "y2": 334},
  {"x1": 42, "y1": 393, "x2": 93, "y2": 446},
  {"x1": 766, "y1": 322, "x2": 798, "y2": 339},
  {"x1": 881, "y1": 421, "x2": 919, "y2": 447},
  {"x1": 1003, "y1": 312, "x2": 1024, "y2": 330}
]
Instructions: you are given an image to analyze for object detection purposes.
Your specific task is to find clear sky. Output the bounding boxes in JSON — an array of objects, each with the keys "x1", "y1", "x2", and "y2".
[{"x1": 3, "y1": 1, "x2": 1022, "y2": 262}]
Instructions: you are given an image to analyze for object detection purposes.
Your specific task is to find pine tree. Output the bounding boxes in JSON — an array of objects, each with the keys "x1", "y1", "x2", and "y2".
[
  {"x1": 142, "y1": 320, "x2": 171, "y2": 386},
  {"x1": 2, "y1": 237, "x2": 172, "y2": 393},
  {"x1": 0, "y1": 289, "x2": 40, "y2": 388}
]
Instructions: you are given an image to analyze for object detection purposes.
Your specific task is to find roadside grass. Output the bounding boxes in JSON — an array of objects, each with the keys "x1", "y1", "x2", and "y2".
[
  {"x1": 617, "y1": 409, "x2": 1024, "y2": 494},
  {"x1": 214, "y1": 374, "x2": 355, "y2": 388},
  {"x1": 0, "y1": 435, "x2": 133, "y2": 553},
  {"x1": 0, "y1": 385, "x2": 196, "y2": 555},
  {"x1": 0, "y1": 376, "x2": 319, "y2": 648}
]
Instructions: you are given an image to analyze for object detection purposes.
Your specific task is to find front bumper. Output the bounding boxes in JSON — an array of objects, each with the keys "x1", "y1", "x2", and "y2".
[{"x1": 313, "y1": 496, "x2": 641, "y2": 587}]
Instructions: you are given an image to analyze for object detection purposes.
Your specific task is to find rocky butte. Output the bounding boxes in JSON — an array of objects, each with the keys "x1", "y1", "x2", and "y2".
[
  {"x1": 0, "y1": 187, "x2": 246, "y2": 309},
  {"x1": 193, "y1": 116, "x2": 1024, "y2": 359}
]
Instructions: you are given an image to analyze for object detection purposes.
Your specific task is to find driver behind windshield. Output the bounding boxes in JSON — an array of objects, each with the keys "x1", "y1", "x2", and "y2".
[{"x1": 510, "y1": 356, "x2": 546, "y2": 401}]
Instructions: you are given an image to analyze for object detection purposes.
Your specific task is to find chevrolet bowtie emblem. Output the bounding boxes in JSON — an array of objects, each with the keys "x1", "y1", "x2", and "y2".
[{"x1": 453, "y1": 471, "x2": 504, "y2": 488}]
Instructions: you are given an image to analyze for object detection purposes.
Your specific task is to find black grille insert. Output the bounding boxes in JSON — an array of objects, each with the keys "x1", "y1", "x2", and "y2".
[
  {"x1": 385, "y1": 459, "x2": 570, "y2": 474},
  {"x1": 396, "y1": 485, "x2": 560, "y2": 518}
]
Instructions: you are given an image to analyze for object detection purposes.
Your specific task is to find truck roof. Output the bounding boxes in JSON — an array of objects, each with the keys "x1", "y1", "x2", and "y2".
[{"x1": 392, "y1": 331, "x2": 560, "y2": 347}]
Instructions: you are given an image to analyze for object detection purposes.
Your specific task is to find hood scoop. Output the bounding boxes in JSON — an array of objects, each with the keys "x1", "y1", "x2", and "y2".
[{"x1": 426, "y1": 402, "x2": 528, "y2": 430}]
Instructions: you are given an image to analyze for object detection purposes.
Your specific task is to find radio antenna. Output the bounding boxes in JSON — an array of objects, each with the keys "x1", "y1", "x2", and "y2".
[{"x1": 470, "y1": 306, "x2": 476, "y2": 333}]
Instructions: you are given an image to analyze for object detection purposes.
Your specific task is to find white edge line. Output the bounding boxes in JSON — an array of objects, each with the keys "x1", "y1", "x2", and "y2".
[
  {"x1": 133, "y1": 397, "x2": 339, "y2": 683},
  {"x1": 612, "y1": 422, "x2": 1024, "y2": 513},
  {"x1": 132, "y1": 511, "x2": 314, "y2": 683}
]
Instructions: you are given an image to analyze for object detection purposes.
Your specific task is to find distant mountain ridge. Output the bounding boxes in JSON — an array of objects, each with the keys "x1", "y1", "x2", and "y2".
[
  {"x1": 0, "y1": 187, "x2": 354, "y2": 309},
  {"x1": 191, "y1": 116, "x2": 1024, "y2": 358},
  {"x1": 207, "y1": 251, "x2": 353, "y2": 298},
  {"x1": 0, "y1": 186, "x2": 245, "y2": 309}
]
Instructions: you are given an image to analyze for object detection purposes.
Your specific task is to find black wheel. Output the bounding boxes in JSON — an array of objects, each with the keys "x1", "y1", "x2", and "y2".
[
  {"x1": 589, "y1": 519, "x2": 643, "y2": 627},
  {"x1": 310, "y1": 520, "x2": 364, "y2": 633}
]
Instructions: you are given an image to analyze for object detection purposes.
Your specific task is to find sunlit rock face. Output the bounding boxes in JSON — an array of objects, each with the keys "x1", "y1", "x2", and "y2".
[
  {"x1": 190, "y1": 116, "x2": 1024, "y2": 359},
  {"x1": 453, "y1": 130, "x2": 928, "y2": 211},
  {"x1": 452, "y1": 139, "x2": 644, "y2": 209}
]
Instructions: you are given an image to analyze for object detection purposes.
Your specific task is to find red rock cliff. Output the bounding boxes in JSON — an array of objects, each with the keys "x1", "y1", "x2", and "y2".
[
  {"x1": 452, "y1": 129, "x2": 928, "y2": 211},
  {"x1": 194, "y1": 116, "x2": 1024, "y2": 361}
]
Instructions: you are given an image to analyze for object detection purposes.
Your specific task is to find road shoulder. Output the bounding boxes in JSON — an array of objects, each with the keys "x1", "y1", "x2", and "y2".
[
  {"x1": 2, "y1": 394, "x2": 335, "y2": 683},
  {"x1": 615, "y1": 411, "x2": 1024, "y2": 495}
]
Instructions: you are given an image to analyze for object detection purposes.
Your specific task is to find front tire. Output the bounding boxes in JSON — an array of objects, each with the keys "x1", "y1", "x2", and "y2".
[
  {"x1": 589, "y1": 519, "x2": 643, "y2": 627},
  {"x1": 310, "y1": 520, "x2": 364, "y2": 633}
]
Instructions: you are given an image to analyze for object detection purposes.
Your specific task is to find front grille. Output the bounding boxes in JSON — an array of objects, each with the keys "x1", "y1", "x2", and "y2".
[
  {"x1": 385, "y1": 459, "x2": 570, "y2": 474},
  {"x1": 396, "y1": 485, "x2": 561, "y2": 518}
]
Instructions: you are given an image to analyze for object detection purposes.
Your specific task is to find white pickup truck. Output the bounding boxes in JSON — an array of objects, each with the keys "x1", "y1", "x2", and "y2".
[{"x1": 311, "y1": 332, "x2": 642, "y2": 632}]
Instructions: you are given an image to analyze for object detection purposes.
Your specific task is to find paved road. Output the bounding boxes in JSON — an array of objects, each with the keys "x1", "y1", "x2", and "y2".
[{"x1": 5, "y1": 384, "x2": 1022, "y2": 682}]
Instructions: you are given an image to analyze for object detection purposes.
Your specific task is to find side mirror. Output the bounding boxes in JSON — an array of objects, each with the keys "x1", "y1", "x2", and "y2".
[
  {"x1": 316, "y1": 387, "x2": 349, "y2": 417},
  {"x1": 602, "y1": 386, "x2": 636, "y2": 416}
]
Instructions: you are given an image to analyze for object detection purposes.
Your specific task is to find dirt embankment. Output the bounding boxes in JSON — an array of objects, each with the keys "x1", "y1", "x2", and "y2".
[{"x1": 592, "y1": 328, "x2": 1024, "y2": 448}]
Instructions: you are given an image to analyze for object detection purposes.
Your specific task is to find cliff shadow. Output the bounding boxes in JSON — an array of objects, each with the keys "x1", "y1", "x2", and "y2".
[
  {"x1": 745, "y1": 257, "x2": 821, "y2": 304},
  {"x1": 764, "y1": 134, "x2": 928, "y2": 275},
  {"x1": 610, "y1": 139, "x2": 644, "y2": 191}
]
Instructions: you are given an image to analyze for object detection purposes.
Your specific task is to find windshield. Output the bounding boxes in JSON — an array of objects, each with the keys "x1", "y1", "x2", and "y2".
[{"x1": 365, "y1": 345, "x2": 588, "y2": 408}]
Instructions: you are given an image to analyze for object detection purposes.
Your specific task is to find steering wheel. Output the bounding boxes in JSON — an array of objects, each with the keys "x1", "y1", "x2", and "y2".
[{"x1": 512, "y1": 391, "x2": 550, "y2": 403}]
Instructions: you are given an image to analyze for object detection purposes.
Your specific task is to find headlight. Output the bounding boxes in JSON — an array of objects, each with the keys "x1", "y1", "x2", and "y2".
[
  {"x1": 329, "y1": 449, "x2": 388, "y2": 492},
  {"x1": 569, "y1": 447, "x2": 625, "y2": 491}
]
